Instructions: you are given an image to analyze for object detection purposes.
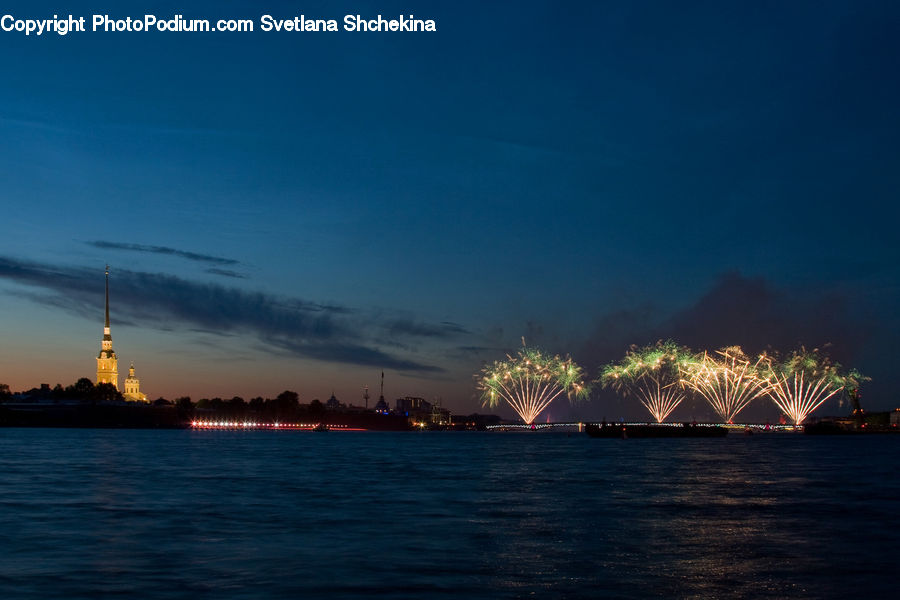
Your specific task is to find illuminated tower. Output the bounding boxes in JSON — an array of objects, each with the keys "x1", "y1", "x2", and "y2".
[
  {"x1": 96, "y1": 265, "x2": 118, "y2": 389},
  {"x1": 123, "y1": 362, "x2": 147, "y2": 402}
]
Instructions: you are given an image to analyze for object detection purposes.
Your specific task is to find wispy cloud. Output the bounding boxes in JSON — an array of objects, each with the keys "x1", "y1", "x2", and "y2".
[
  {"x1": 382, "y1": 319, "x2": 471, "y2": 339},
  {"x1": 205, "y1": 268, "x2": 247, "y2": 279},
  {"x1": 0, "y1": 256, "x2": 464, "y2": 373},
  {"x1": 86, "y1": 241, "x2": 239, "y2": 266},
  {"x1": 269, "y1": 339, "x2": 443, "y2": 373}
]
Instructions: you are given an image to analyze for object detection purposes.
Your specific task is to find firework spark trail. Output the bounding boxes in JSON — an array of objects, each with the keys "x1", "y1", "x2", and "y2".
[
  {"x1": 513, "y1": 369, "x2": 566, "y2": 424},
  {"x1": 767, "y1": 371, "x2": 842, "y2": 425},
  {"x1": 681, "y1": 347, "x2": 770, "y2": 423},
  {"x1": 634, "y1": 379, "x2": 684, "y2": 423},
  {"x1": 529, "y1": 382, "x2": 565, "y2": 424}
]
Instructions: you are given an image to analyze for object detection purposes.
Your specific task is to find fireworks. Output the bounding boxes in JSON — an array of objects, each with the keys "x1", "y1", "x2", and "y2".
[
  {"x1": 600, "y1": 340, "x2": 693, "y2": 423},
  {"x1": 680, "y1": 346, "x2": 770, "y2": 423},
  {"x1": 476, "y1": 337, "x2": 868, "y2": 426},
  {"x1": 478, "y1": 346, "x2": 589, "y2": 424},
  {"x1": 760, "y1": 348, "x2": 868, "y2": 425}
]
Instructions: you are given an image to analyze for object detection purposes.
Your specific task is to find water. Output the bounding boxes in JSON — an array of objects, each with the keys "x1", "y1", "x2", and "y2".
[{"x1": 0, "y1": 429, "x2": 897, "y2": 599}]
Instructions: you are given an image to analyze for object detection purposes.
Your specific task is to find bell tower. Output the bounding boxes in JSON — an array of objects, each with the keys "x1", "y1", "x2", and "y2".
[
  {"x1": 96, "y1": 265, "x2": 118, "y2": 389},
  {"x1": 124, "y1": 362, "x2": 147, "y2": 402}
]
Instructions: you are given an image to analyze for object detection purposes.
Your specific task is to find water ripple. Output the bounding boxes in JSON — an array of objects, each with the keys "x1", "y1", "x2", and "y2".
[{"x1": 0, "y1": 430, "x2": 897, "y2": 598}]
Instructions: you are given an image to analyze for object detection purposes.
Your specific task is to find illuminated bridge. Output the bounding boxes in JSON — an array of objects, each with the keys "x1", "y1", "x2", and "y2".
[
  {"x1": 191, "y1": 420, "x2": 365, "y2": 431},
  {"x1": 485, "y1": 422, "x2": 800, "y2": 432}
]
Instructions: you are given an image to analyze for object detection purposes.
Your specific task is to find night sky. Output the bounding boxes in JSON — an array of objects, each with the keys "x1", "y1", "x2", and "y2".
[{"x1": 1, "y1": 1, "x2": 898, "y2": 419}]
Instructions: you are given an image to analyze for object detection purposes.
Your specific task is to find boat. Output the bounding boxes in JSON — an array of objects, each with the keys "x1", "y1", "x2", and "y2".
[
  {"x1": 313, "y1": 423, "x2": 329, "y2": 432},
  {"x1": 584, "y1": 422, "x2": 728, "y2": 438}
]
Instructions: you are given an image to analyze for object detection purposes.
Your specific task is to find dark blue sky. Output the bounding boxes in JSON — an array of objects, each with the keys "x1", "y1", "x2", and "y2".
[{"x1": 1, "y1": 1, "x2": 898, "y2": 418}]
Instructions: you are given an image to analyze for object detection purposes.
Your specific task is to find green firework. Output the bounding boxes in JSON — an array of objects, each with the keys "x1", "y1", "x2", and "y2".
[
  {"x1": 478, "y1": 346, "x2": 589, "y2": 424},
  {"x1": 600, "y1": 340, "x2": 694, "y2": 422}
]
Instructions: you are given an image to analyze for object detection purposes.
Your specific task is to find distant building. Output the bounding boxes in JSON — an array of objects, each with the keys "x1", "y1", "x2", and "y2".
[
  {"x1": 96, "y1": 266, "x2": 118, "y2": 389},
  {"x1": 395, "y1": 396, "x2": 430, "y2": 413},
  {"x1": 95, "y1": 267, "x2": 149, "y2": 402},
  {"x1": 374, "y1": 371, "x2": 390, "y2": 413},
  {"x1": 123, "y1": 363, "x2": 147, "y2": 403},
  {"x1": 430, "y1": 403, "x2": 451, "y2": 426},
  {"x1": 326, "y1": 392, "x2": 342, "y2": 411},
  {"x1": 374, "y1": 396, "x2": 390, "y2": 414},
  {"x1": 395, "y1": 397, "x2": 451, "y2": 426}
]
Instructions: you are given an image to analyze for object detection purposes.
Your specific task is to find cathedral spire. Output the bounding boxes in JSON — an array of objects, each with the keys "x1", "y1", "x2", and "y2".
[
  {"x1": 102, "y1": 265, "x2": 112, "y2": 344},
  {"x1": 104, "y1": 264, "x2": 110, "y2": 329},
  {"x1": 97, "y1": 265, "x2": 118, "y2": 389}
]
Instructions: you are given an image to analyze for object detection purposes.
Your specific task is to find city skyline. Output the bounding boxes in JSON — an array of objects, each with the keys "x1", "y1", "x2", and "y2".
[{"x1": 1, "y1": 1, "x2": 898, "y2": 419}]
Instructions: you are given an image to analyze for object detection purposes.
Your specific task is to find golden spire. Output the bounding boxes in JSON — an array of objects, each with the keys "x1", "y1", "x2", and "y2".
[{"x1": 104, "y1": 264, "x2": 110, "y2": 329}]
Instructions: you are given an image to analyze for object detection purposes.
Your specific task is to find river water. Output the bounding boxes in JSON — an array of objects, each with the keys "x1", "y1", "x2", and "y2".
[{"x1": 0, "y1": 429, "x2": 897, "y2": 599}]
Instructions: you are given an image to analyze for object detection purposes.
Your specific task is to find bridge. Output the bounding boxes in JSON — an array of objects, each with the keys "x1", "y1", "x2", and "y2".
[
  {"x1": 485, "y1": 422, "x2": 800, "y2": 432},
  {"x1": 191, "y1": 420, "x2": 364, "y2": 431}
]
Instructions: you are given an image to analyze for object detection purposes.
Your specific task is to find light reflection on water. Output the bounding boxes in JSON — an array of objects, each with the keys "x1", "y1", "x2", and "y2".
[{"x1": 0, "y1": 430, "x2": 897, "y2": 599}]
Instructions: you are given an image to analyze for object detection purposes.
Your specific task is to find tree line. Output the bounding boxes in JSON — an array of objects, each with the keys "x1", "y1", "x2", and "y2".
[{"x1": 0, "y1": 381, "x2": 336, "y2": 421}]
